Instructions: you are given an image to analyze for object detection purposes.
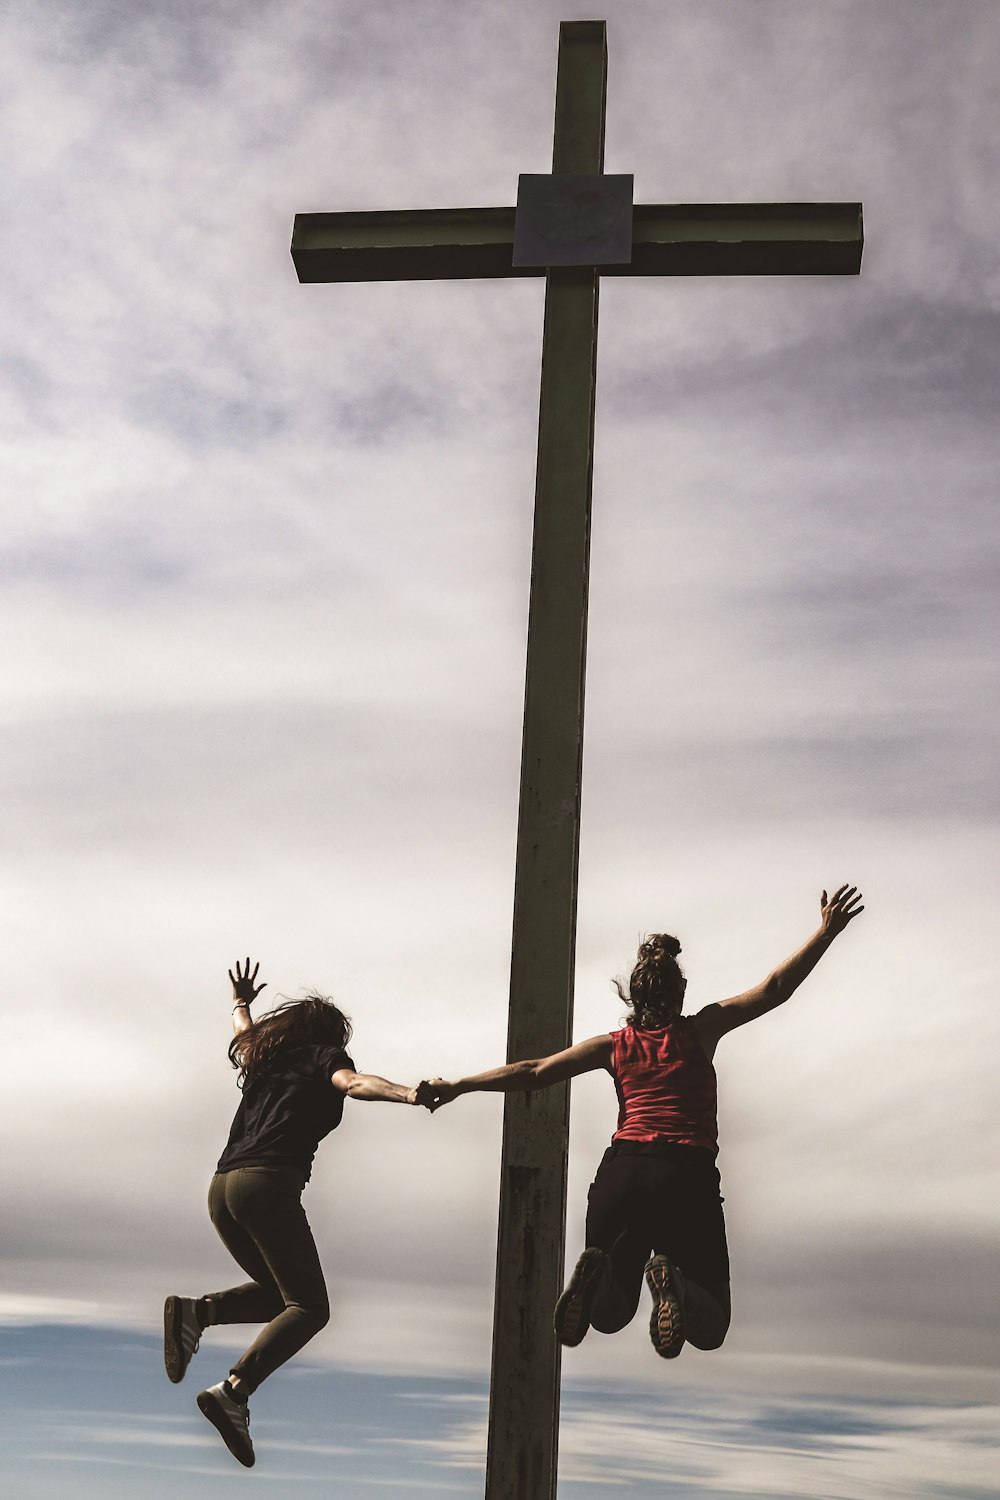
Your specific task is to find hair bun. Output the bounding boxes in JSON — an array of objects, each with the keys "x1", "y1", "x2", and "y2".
[{"x1": 636, "y1": 932, "x2": 682, "y2": 961}]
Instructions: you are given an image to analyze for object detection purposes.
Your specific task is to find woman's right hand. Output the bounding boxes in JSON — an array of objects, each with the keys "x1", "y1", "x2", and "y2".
[{"x1": 415, "y1": 1077, "x2": 458, "y2": 1112}]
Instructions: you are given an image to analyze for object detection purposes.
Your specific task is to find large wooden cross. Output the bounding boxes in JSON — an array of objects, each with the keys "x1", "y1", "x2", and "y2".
[{"x1": 291, "y1": 20, "x2": 862, "y2": 1499}]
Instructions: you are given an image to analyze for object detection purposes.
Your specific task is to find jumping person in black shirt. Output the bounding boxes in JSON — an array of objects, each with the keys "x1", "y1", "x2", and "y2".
[{"x1": 163, "y1": 959, "x2": 422, "y2": 1468}]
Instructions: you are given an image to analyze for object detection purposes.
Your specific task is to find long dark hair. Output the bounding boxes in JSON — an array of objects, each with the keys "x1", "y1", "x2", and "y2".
[
  {"x1": 614, "y1": 934, "x2": 687, "y2": 1029},
  {"x1": 229, "y1": 995, "x2": 352, "y2": 1085}
]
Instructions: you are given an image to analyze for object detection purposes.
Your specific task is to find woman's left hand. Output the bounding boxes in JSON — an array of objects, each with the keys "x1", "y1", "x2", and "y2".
[
  {"x1": 229, "y1": 956, "x2": 267, "y2": 1007},
  {"x1": 819, "y1": 886, "x2": 864, "y2": 936}
]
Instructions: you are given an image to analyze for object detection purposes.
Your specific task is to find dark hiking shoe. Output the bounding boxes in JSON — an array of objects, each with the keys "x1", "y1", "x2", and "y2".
[
  {"x1": 197, "y1": 1380, "x2": 255, "y2": 1467},
  {"x1": 553, "y1": 1247, "x2": 610, "y2": 1347},
  {"x1": 163, "y1": 1295, "x2": 203, "y2": 1383},
  {"x1": 644, "y1": 1254, "x2": 686, "y2": 1359}
]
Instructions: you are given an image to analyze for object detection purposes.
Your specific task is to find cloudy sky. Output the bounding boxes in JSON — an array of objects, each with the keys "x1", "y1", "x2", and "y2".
[{"x1": 2, "y1": 0, "x2": 998, "y2": 1494}]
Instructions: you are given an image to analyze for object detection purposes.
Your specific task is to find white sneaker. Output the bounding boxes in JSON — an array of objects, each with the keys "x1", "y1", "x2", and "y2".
[
  {"x1": 197, "y1": 1380, "x2": 255, "y2": 1467},
  {"x1": 163, "y1": 1296, "x2": 202, "y2": 1383}
]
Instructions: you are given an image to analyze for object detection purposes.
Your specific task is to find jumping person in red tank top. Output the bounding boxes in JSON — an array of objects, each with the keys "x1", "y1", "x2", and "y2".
[{"x1": 418, "y1": 885, "x2": 864, "y2": 1360}]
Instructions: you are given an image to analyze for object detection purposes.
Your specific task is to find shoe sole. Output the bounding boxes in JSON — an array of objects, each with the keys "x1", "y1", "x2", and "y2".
[
  {"x1": 163, "y1": 1296, "x2": 188, "y2": 1384},
  {"x1": 645, "y1": 1256, "x2": 685, "y2": 1359},
  {"x1": 197, "y1": 1388, "x2": 255, "y2": 1468},
  {"x1": 553, "y1": 1249, "x2": 609, "y2": 1347}
]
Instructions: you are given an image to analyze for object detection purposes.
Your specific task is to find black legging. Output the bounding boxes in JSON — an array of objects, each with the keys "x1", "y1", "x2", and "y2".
[
  {"x1": 583, "y1": 1141, "x2": 732, "y2": 1349},
  {"x1": 205, "y1": 1166, "x2": 330, "y2": 1393}
]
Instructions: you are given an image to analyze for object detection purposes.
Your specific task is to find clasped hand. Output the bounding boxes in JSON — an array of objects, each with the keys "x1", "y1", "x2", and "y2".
[{"x1": 414, "y1": 1077, "x2": 457, "y2": 1112}]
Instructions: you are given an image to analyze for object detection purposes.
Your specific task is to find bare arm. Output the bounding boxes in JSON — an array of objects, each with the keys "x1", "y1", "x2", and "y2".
[
  {"x1": 417, "y1": 1033, "x2": 614, "y2": 1110},
  {"x1": 694, "y1": 885, "x2": 864, "y2": 1056},
  {"x1": 331, "y1": 1068, "x2": 420, "y2": 1106},
  {"x1": 228, "y1": 957, "x2": 267, "y2": 1039}
]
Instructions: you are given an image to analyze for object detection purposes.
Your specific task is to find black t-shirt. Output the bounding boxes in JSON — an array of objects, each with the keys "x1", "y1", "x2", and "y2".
[{"x1": 216, "y1": 1043, "x2": 355, "y2": 1181}]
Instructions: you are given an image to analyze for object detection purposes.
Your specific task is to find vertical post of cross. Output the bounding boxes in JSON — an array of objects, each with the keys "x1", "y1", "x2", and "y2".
[{"x1": 485, "y1": 22, "x2": 607, "y2": 1500}]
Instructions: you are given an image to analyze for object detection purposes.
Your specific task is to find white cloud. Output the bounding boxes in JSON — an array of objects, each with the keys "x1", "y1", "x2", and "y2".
[
  {"x1": 390, "y1": 1380, "x2": 1000, "y2": 1499},
  {"x1": 0, "y1": 1294, "x2": 100, "y2": 1325}
]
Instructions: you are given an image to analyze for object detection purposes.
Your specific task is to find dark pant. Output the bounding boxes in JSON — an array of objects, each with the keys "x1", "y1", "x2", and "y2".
[
  {"x1": 583, "y1": 1142, "x2": 732, "y2": 1349},
  {"x1": 205, "y1": 1167, "x2": 330, "y2": 1393}
]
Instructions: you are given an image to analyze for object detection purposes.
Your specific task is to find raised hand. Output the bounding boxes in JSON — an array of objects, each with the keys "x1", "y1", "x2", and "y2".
[
  {"x1": 229, "y1": 957, "x2": 267, "y2": 1007},
  {"x1": 820, "y1": 885, "x2": 864, "y2": 936},
  {"x1": 415, "y1": 1077, "x2": 458, "y2": 1112}
]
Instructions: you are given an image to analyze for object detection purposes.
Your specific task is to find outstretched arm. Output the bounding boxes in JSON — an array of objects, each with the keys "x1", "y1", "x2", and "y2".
[
  {"x1": 417, "y1": 1033, "x2": 613, "y2": 1111},
  {"x1": 331, "y1": 1068, "x2": 420, "y2": 1106},
  {"x1": 229, "y1": 957, "x2": 267, "y2": 1038},
  {"x1": 694, "y1": 885, "x2": 864, "y2": 1055}
]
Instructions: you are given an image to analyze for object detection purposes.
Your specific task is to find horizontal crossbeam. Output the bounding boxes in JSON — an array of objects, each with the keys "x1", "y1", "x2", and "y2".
[{"x1": 291, "y1": 201, "x2": 863, "y2": 282}]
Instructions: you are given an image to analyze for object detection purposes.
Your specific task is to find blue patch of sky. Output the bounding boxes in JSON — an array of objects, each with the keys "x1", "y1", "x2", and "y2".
[
  {"x1": 0, "y1": 1325, "x2": 486, "y2": 1499},
  {"x1": 3, "y1": 1325, "x2": 997, "y2": 1499}
]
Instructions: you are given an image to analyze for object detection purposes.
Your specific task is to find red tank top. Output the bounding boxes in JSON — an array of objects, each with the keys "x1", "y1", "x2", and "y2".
[{"x1": 611, "y1": 1018, "x2": 718, "y2": 1154}]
